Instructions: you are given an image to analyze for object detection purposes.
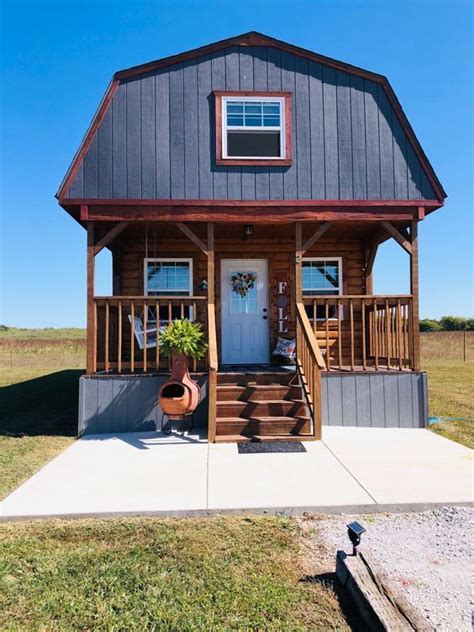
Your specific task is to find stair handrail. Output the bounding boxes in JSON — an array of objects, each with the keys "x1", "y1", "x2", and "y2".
[
  {"x1": 296, "y1": 302, "x2": 326, "y2": 370},
  {"x1": 296, "y1": 302, "x2": 325, "y2": 439}
]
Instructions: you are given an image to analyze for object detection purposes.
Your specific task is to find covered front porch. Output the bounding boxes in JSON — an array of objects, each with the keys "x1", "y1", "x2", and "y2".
[{"x1": 83, "y1": 213, "x2": 423, "y2": 441}]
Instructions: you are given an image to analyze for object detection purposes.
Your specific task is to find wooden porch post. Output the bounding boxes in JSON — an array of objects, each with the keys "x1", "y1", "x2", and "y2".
[
  {"x1": 410, "y1": 219, "x2": 420, "y2": 371},
  {"x1": 86, "y1": 220, "x2": 96, "y2": 375},
  {"x1": 295, "y1": 222, "x2": 322, "y2": 439},
  {"x1": 295, "y1": 222, "x2": 303, "y2": 303},
  {"x1": 365, "y1": 243, "x2": 378, "y2": 294},
  {"x1": 207, "y1": 222, "x2": 218, "y2": 443}
]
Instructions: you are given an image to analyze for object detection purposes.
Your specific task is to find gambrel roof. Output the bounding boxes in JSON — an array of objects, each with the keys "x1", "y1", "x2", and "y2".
[{"x1": 57, "y1": 31, "x2": 446, "y2": 206}]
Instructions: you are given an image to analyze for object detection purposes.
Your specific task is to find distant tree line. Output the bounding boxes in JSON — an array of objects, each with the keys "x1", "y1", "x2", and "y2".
[{"x1": 420, "y1": 316, "x2": 474, "y2": 332}]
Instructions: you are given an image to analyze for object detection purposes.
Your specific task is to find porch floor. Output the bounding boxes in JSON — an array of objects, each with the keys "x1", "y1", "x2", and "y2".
[
  {"x1": 94, "y1": 363, "x2": 414, "y2": 376},
  {"x1": 1, "y1": 428, "x2": 471, "y2": 520}
]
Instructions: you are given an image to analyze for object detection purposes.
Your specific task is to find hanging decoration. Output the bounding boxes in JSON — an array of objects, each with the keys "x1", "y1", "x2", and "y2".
[{"x1": 231, "y1": 272, "x2": 256, "y2": 298}]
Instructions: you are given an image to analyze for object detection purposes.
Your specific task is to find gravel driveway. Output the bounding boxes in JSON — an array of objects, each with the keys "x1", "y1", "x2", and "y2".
[{"x1": 300, "y1": 507, "x2": 473, "y2": 631}]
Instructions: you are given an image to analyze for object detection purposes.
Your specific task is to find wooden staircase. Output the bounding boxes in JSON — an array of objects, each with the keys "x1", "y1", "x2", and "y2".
[{"x1": 214, "y1": 371, "x2": 314, "y2": 443}]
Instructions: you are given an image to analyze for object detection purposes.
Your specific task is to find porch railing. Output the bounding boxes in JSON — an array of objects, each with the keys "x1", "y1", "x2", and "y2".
[
  {"x1": 295, "y1": 302, "x2": 326, "y2": 439},
  {"x1": 301, "y1": 295, "x2": 414, "y2": 371},
  {"x1": 92, "y1": 296, "x2": 208, "y2": 374}
]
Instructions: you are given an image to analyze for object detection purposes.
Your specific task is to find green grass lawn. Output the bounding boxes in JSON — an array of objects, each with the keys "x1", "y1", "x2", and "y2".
[
  {"x1": 422, "y1": 359, "x2": 474, "y2": 449},
  {"x1": 0, "y1": 366, "x2": 81, "y2": 499},
  {"x1": 0, "y1": 325, "x2": 86, "y2": 339},
  {"x1": 0, "y1": 516, "x2": 355, "y2": 631}
]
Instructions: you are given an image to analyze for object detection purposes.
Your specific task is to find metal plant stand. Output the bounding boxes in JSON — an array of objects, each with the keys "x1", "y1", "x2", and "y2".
[{"x1": 160, "y1": 411, "x2": 194, "y2": 436}]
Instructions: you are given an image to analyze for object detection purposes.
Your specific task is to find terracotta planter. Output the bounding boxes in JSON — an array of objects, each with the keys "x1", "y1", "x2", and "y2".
[{"x1": 158, "y1": 353, "x2": 200, "y2": 419}]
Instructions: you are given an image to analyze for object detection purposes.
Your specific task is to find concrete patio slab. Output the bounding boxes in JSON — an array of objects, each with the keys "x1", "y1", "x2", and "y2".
[
  {"x1": 207, "y1": 441, "x2": 375, "y2": 510},
  {"x1": 1, "y1": 427, "x2": 472, "y2": 520},
  {"x1": 322, "y1": 427, "x2": 474, "y2": 505},
  {"x1": 1, "y1": 432, "x2": 208, "y2": 518}
]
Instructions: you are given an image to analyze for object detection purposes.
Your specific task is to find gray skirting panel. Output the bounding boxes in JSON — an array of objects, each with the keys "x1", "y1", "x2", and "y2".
[
  {"x1": 78, "y1": 371, "x2": 428, "y2": 436},
  {"x1": 78, "y1": 375, "x2": 208, "y2": 436},
  {"x1": 321, "y1": 372, "x2": 428, "y2": 428}
]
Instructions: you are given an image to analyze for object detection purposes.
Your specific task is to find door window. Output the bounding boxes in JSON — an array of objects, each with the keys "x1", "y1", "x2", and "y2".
[{"x1": 230, "y1": 271, "x2": 258, "y2": 314}]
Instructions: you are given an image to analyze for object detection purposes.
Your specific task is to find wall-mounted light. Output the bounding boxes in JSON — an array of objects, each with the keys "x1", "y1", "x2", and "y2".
[
  {"x1": 243, "y1": 224, "x2": 254, "y2": 240},
  {"x1": 199, "y1": 279, "x2": 208, "y2": 292}
]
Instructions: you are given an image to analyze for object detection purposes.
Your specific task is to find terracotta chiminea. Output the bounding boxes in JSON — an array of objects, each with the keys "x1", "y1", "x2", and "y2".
[{"x1": 158, "y1": 353, "x2": 200, "y2": 419}]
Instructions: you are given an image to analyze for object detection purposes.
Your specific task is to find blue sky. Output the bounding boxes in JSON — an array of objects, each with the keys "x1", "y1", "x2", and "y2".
[{"x1": 1, "y1": 0, "x2": 472, "y2": 327}]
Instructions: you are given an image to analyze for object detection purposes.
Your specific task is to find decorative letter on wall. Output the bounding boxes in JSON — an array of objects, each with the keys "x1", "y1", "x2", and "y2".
[{"x1": 276, "y1": 277, "x2": 289, "y2": 334}]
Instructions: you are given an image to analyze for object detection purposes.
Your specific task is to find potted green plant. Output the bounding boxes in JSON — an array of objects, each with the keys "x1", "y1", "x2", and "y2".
[
  {"x1": 158, "y1": 319, "x2": 208, "y2": 418},
  {"x1": 160, "y1": 318, "x2": 208, "y2": 361}
]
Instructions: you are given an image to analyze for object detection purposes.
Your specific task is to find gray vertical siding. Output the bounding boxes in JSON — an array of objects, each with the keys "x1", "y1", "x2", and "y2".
[
  {"x1": 321, "y1": 372, "x2": 428, "y2": 428},
  {"x1": 78, "y1": 375, "x2": 209, "y2": 436},
  {"x1": 67, "y1": 46, "x2": 436, "y2": 201},
  {"x1": 78, "y1": 372, "x2": 427, "y2": 436}
]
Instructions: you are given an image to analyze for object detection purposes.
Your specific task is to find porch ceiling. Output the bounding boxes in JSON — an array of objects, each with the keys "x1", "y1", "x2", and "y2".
[{"x1": 96, "y1": 220, "x2": 392, "y2": 246}]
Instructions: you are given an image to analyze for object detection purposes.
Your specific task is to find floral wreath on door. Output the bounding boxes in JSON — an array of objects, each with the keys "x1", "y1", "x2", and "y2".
[{"x1": 231, "y1": 272, "x2": 257, "y2": 298}]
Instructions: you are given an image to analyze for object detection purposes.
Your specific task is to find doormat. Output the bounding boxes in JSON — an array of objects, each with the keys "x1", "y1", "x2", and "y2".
[{"x1": 238, "y1": 440, "x2": 306, "y2": 454}]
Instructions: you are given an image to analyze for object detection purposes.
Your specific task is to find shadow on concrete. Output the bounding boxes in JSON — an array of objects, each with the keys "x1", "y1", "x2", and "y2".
[
  {"x1": 0, "y1": 370, "x2": 82, "y2": 437},
  {"x1": 79, "y1": 430, "x2": 208, "y2": 450}
]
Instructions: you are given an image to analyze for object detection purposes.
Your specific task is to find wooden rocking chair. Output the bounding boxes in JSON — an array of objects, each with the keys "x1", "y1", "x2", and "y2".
[{"x1": 128, "y1": 315, "x2": 158, "y2": 350}]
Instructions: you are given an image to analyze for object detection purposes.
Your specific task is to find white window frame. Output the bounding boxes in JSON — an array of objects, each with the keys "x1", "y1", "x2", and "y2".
[
  {"x1": 144, "y1": 258, "x2": 193, "y2": 296},
  {"x1": 221, "y1": 96, "x2": 286, "y2": 160},
  {"x1": 144, "y1": 258, "x2": 194, "y2": 322},
  {"x1": 302, "y1": 257, "x2": 343, "y2": 321}
]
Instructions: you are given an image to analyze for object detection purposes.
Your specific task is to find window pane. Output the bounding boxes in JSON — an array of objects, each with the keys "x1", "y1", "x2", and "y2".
[
  {"x1": 244, "y1": 114, "x2": 263, "y2": 126},
  {"x1": 230, "y1": 271, "x2": 258, "y2": 314},
  {"x1": 263, "y1": 116, "x2": 280, "y2": 127},
  {"x1": 227, "y1": 131, "x2": 281, "y2": 157},
  {"x1": 227, "y1": 115, "x2": 244, "y2": 126},
  {"x1": 302, "y1": 260, "x2": 341, "y2": 296},
  {"x1": 226, "y1": 100, "x2": 282, "y2": 130},
  {"x1": 147, "y1": 261, "x2": 190, "y2": 294},
  {"x1": 263, "y1": 103, "x2": 280, "y2": 114},
  {"x1": 245, "y1": 103, "x2": 262, "y2": 114},
  {"x1": 227, "y1": 103, "x2": 243, "y2": 113}
]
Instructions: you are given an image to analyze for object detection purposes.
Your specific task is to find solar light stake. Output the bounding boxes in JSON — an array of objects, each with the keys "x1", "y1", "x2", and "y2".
[{"x1": 346, "y1": 521, "x2": 366, "y2": 556}]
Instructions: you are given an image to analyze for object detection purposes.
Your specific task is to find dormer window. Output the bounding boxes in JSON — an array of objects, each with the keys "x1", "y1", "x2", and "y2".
[{"x1": 214, "y1": 91, "x2": 292, "y2": 166}]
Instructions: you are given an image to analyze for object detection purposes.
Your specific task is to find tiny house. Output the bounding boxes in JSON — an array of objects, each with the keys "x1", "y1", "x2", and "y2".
[{"x1": 57, "y1": 32, "x2": 445, "y2": 441}]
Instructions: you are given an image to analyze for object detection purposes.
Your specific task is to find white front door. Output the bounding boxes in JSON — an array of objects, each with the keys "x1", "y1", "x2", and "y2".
[{"x1": 221, "y1": 259, "x2": 269, "y2": 365}]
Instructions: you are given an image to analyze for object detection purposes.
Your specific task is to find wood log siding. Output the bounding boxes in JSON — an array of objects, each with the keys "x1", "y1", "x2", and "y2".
[
  {"x1": 115, "y1": 231, "x2": 366, "y2": 364},
  {"x1": 66, "y1": 46, "x2": 436, "y2": 202}
]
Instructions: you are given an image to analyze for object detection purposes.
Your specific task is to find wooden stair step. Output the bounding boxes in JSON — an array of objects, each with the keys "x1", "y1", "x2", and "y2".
[
  {"x1": 246, "y1": 385, "x2": 303, "y2": 400},
  {"x1": 214, "y1": 434, "x2": 314, "y2": 443},
  {"x1": 216, "y1": 385, "x2": 247, "y2": 401},
  {"x1": 216, "y1": 400, "x2": 307, "y2": 417},
  {"x1": 248, "y1": 414, "x2": 310, "y2": 421},
  {"x1": 216, "y1": 416, "x2": 311, "y2": 435},
  {"x1": 217, "y1": 372, "x2": 295, "y2": 386},
  {"x1": 216, "y1": 384, "x2": 302, "y2": 401}
]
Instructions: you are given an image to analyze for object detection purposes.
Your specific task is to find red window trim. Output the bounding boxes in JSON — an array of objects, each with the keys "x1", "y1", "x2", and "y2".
[{"x1": 214, "y1": 90, "x2": 292, "y2": 166}]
